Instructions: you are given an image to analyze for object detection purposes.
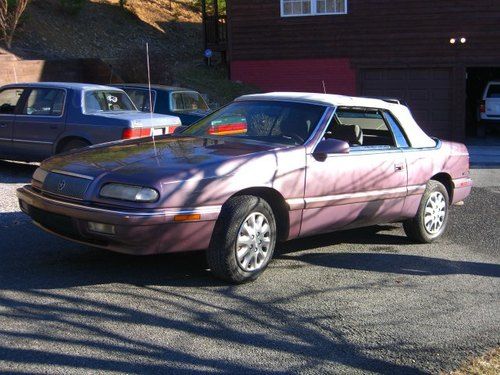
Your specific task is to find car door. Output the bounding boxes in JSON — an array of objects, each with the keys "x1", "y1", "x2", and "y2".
[
  {"x1": 0, "y1": 87, "x2": 25, "y2": 159},
  {"x1": 300, "y1": 107, "x2": 408, "y2": 237},
  {"x1": 12, "y1": 87, "x2": 67, "y2": 161}
]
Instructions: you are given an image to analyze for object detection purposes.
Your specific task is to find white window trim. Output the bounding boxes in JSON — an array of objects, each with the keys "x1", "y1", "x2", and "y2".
[{"x1": 280, "y1": 0, "x2": 348, "y2": 17}]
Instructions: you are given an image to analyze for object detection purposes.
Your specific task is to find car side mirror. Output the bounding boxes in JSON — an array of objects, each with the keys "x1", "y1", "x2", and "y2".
[{"x1": 313, "y1": 138, "x2": 350, "y2": 160}]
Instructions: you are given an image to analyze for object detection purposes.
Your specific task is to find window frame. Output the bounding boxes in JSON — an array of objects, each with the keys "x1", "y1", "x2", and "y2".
[
  {"x1": 280, "y1": 0, "x2": 348, "y2": 18},
  {"x1": 0, "y1": 87, "x2": 27, "y2": 116},
  {"x1": 327, "y1": 106, "x2": 407, "y2": 152},
  {"x1": 18, "y1": 87, "x2": 67, "y2": 118},
  {"x1": 123, "y1": 88, "x2": 157, "y2": 112},
  {"x1": 82, "y1": 89, "x2": 137, "y2": 114},
  {"x1": 169, "y1": 91, "x2": 209, "y2": 113}
]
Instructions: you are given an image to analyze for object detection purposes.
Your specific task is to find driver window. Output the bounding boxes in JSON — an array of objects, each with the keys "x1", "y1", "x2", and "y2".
[
  {"x1": 0, "y1": 88, "x2": 24, "y2": 115},
  {"x1": 326, "y1": 107, "x2": 396, "y2": 148}
]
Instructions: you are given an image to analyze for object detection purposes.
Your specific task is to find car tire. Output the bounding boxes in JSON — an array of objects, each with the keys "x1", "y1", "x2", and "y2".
[
  {"x1": 59, "y1": 139, "x2": 91, "y2": 154},
  {"x1": 403, "y1": 180, "x2": 450, "y2": 243},
  {"x1": 207, "y1": 195, "x2": 277, "y2": 283}
]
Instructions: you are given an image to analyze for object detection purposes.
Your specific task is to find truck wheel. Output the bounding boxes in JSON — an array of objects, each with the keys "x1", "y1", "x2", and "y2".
[
  {"x1": 207, "y1": 195, "x2": 277, "y2": 283},
  {"x1": 59, "y1": 139, "x2": 90, "y2": 153},
  {"x1": 403, "y1": 180, "x2": 450, "y2": 243}
]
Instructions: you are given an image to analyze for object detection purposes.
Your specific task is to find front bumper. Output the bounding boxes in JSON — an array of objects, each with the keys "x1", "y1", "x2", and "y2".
[{"x1": 17, "y1": 185, "x2": 220, "y2": 255}]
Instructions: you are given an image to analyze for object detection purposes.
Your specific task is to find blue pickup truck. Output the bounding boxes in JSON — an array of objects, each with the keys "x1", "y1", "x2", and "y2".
[{"x1": 0, "y1": 82, "x2": 181, "y2": 162}]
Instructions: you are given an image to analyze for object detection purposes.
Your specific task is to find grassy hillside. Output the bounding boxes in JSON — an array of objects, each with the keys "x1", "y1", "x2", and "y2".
[
  {"x1": 13, "y1": 0, "x2": 202, "y2": 60},
  {"x1": 9, "y1": 0, "x2": 258, "y2": 105}
]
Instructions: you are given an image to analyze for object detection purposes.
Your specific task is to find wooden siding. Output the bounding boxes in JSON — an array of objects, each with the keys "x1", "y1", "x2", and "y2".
[
  {"x1": 227, "y1": 0, "x2": 500, "y2": 63},
  {"x1": 231, "y1": 58, "x2": 356, "y2": 94}
]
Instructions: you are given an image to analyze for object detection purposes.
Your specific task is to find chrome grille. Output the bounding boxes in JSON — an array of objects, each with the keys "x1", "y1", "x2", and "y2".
[{"x1": 43, "y1": 172, "x2": 92, "y2": 200}]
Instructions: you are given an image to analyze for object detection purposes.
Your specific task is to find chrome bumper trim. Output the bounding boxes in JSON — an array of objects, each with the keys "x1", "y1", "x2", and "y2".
[{"x1": 17, "y1": 185, "x2": 221, "y2": 221}]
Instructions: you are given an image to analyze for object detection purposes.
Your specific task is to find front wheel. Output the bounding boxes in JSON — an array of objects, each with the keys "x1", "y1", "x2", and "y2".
[
  {"x1": 403, "y1": 180, "x2": 450, "y2": 243},
  {"x1": 207, "y1": 195, "x2": 277, "y2": 283}
]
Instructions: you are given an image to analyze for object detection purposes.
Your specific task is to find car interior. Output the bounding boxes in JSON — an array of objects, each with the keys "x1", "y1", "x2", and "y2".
[{"x1": 326, "y1": 107, "x2": 397, "y2": 148}]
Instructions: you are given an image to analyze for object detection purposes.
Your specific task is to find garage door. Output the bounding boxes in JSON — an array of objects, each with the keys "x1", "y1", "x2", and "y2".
[{"x1": 359, "y1": 68, "x2": 453, "y2": 139}]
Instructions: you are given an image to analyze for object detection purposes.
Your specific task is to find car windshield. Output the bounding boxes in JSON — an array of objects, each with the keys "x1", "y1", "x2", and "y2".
[
  {"x1": 171, "y1": 91, "x2": 209, "y2": 112},
  {"x1": 84, "y1": 90, "x2": 136, "y2": 112},
  {"x1": 182, "y1": 100, "x2": 327, "y2": 145}
]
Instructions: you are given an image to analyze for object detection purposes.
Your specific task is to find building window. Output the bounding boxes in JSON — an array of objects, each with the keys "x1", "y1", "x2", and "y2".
[{"x1": 281, "y1": 0, "x2": 347, "y2": 17}]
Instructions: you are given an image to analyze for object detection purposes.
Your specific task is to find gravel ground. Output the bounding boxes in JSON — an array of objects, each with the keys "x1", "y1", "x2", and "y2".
[{"x1": 0, "y1": 160, "x2": 498, "y2": 374}]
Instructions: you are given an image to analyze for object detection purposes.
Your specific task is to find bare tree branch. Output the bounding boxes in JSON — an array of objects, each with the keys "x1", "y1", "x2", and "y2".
[{"x1": 0, "y1": 0, "x2": 30, "y2": 49}]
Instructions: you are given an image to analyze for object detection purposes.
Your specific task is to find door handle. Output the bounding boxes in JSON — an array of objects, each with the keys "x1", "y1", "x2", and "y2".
[
  {"x1": 394, "y1": 162, "x2": 405, "y2": 172},
  {"x1": 0, "y1": 123, "x2": 7, "y2": 128}
]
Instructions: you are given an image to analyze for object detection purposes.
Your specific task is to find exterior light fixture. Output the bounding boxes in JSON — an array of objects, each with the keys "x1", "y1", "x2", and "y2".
[
  {"x1": 449, "y1": 38, "x2": 456, "y2": 44},
  {"x1": 460, "y1": 37, "x2": 467, "y2": 44}
]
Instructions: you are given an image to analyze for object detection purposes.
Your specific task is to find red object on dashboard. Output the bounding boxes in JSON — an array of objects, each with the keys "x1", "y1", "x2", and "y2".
[{"x1": 208, "y1": 122, "x2": 248, "y2": 135}]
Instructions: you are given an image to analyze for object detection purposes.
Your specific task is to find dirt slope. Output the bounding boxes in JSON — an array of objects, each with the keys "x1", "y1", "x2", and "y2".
[{"x1": 11, "y1": 0, "x2": 202, "y2": 61}]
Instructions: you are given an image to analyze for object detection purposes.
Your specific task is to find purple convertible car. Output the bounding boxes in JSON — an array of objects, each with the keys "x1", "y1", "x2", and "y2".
[{"x1": 17, "y1": 93, "x2": 472, "y2": 283}]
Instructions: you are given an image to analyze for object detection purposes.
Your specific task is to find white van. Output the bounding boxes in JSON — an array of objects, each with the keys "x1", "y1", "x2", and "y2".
[{"x1": 478, "y1": 81, "x2": 500, "y2": 135}]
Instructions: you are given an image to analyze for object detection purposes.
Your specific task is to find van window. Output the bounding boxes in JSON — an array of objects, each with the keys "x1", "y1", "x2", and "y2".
[{"x1": 487, "y1": 84, "x2": 500, "y2": 98}]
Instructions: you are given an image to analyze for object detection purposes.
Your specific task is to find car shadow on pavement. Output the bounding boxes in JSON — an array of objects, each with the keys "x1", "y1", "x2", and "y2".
[
  {"x1": 0, "y1": 160, "x2": 37, "y2": 183},
  {"x1": 279, "y1": 252, "x2": 500, "y2": 278},
  {"x1": 0, "y1": 221, "x2": 431, "y2": 374},
  {"x1": 277, "y1": 225, "x2": 500, "y2": 278}
]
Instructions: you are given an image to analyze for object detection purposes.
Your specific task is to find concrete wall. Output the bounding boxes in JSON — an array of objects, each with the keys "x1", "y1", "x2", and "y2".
[{"x1": 0, "y1": 58, "x2": 121, "y2": 86}]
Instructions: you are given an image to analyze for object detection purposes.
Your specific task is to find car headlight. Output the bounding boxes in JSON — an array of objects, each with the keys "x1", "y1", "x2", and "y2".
[
  {"x1": 33, "y1": 168, "x2": 49, "y2": 184},
  {"x1": 100, "y1": 183, "x2": 159, "y2": 202}
]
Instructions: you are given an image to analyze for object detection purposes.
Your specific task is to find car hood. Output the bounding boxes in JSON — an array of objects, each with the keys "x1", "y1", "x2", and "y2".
[
  {"x1": 90, "y1": 111, "x2": 181, "y2": 126},
  {"x1": 41, "y1": 136, "x2": 284, "y2": 181}
]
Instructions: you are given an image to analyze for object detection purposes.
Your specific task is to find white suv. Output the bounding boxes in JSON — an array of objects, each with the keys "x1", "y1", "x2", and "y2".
[{"x1": 478, "y1": 81, "x2": 500, "y2": 135}]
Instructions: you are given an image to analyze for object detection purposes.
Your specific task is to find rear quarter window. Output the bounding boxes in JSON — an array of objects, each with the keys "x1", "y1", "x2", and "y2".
[{"x1": 487, "y1": 84, "x2": 500, "y2": 98}]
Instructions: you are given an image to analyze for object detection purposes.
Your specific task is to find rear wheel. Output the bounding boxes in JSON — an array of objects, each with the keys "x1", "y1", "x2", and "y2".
[
  {"x1": 207, "y1": 195, "x2": 276, "y2": 283},
  {"x1": 58, "y1": 139, "x2": 91, "y2": 154},
  {"x1": 403, "y1": 180, "x2": 450, "y2": 243}
]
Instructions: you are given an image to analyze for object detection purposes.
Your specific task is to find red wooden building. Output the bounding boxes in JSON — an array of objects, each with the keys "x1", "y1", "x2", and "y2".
[{"x1": 208, "y1": 0, "x2": 500, "y2": 140}]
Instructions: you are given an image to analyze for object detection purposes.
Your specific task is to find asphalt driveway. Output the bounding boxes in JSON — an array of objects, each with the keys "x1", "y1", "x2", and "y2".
[{"x1": 0, "y1": 160, "x2": 498, "y2": 374}]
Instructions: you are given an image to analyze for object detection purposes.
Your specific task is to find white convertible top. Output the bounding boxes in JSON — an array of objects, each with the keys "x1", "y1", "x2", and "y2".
[{"x1": 237, "y1": 92, "x2": 437, "y2": 148}]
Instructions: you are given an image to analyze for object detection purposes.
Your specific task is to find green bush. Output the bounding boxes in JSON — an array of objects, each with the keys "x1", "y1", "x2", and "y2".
[{"x1": 59, "y1": 0, "x2": 85, "y2": 15}]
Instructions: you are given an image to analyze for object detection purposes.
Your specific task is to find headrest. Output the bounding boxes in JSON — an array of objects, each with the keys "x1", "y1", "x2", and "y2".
[{"x1": 330, "y1": 124, "x2": 363, "y2": 145}]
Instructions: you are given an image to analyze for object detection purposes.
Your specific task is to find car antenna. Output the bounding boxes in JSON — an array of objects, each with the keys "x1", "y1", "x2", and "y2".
[
  {"x1": 146, "y1": 42, "x2": 158, "y2": 156},
  {"x1": 322, "y1": 80, "x2": 327, "y2": 94}
]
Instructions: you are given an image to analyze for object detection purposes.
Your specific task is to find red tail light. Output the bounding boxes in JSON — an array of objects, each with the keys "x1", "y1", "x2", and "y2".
[
  {"x1": 479, "y1": 100, "x2": 486, "y2": 113},
  {"x1": 208, "y1": 122, "x2": 248, "y2": 135},
  {"x1": 122, "y1": 128, "x2": 152, "y2": 139}
]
